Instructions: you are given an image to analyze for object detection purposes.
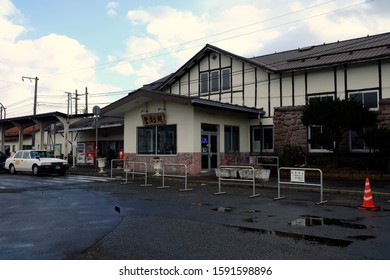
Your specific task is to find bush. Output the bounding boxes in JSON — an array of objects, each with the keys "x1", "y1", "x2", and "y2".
[{"x1": 280, "y1": 145, "x2": 306, "y2": 167}]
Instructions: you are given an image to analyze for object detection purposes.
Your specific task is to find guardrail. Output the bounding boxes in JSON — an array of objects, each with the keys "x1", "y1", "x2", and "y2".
[
  {"x1": 215, "y1": 165, "x2": 259, "y2": 198},
  {"x1": 274, "y1": 167, "x2": 327, "y2": 205},
  {"x1": 157, "y1": 163, "x2": 192, "y2": 192},
  {"x1": 124, "y1": 161, "x2": 151, "y2": 187}
]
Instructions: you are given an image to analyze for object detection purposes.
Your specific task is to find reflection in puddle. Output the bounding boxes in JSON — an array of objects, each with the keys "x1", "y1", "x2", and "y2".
[
  {"x1": 212, "y1": 206, "x2": 233, "y2": 212},
  {"x1": 290, "y1": 215, "x2": 367, "y2": 229},
  {"x1": 237, "y1": 226, "x2": 353, "y2": 247}
]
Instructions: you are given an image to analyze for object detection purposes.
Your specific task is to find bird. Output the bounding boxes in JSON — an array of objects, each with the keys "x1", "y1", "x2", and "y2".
[{"x1": 114, "y1": 206, "x2": 121, "y2": 214}]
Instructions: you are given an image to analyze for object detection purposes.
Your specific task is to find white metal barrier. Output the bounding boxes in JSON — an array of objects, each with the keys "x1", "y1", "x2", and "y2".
[
  {"x1": 110, "y1": 159, "x2": 124, "y2": 179},
  {"x1": 124, "y1": 161, "x2": 151, "y2": 187},
  {"x1": 215, "y1": 165, "x2": 259, "y2": 198},
  {"x1": 157, "y1": 163, "x2": 192, "y2": 192},
  {"x1": 257, "y1": 156, "x2": 279, "y2": 170},
  {"x1": 274, "y1": 167, "x2": 327, "y2": 205}
]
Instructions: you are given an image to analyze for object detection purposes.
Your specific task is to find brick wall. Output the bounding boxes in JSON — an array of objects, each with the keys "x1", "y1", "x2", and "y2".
[{"x1": 124, "y1": 152, "x2": 201, "y2": 174}]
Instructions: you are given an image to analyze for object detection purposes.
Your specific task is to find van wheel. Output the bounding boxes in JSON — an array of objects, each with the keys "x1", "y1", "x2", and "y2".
[
  {"x1": 9, "y1": 164, "x2": 16, "y2": 175},
  {"x1": 32, "y1": 165, "x2": 39, "y2": 176}
]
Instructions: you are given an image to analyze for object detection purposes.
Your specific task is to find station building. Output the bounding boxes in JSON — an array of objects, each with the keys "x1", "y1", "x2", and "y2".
[{"x1": 102, "y1": 32, "x2": 390, "y2": 174}]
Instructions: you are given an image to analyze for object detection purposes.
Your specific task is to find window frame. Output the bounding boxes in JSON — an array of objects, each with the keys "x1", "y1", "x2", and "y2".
[
  {"x1": 224, "y1": 125, "x2": 240, "y2": 153},
  {"x1": 137, "y1": 125, "x2": 177, "y2": 155},
  {"x1": 307, "y1": 94, "x2": 335, "y2": 153},
  {"x1": 348, "y1": 90, "x2": 379, "y2": 111},
  {"x1": 210, "y1": 70, "x2": 220, "y2": 93},
  {"x1": 200, "y1": 72, "x2": 209, "y2": 94},
  {"x1": 250, "y1": 125, "x2": 274, "y2": 153},
  {"x1": 199, "y1": 67, "x2": 231, "y2": 95},
  {"x1": 347, "y1": 90, "x2": 379, "y2": 152}
]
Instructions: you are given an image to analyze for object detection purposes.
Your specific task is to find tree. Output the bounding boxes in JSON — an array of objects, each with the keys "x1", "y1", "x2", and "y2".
[
  {"x1": 301, "y1": 98, "x2": 377, "y2": 165},
  {"x1": 364, "y1": 127, "x2": 390, "y2": 156},
  {"x1": 364, "y1": 127, "x2": 390, "y2": 172}
]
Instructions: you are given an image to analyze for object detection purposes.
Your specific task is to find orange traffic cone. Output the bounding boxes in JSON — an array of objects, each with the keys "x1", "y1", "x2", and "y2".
[{"x1": 357, "y1": 178, "x2": 380, "y2": 211}]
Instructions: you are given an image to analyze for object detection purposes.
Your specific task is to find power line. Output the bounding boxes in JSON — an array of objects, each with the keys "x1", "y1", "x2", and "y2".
[{"x1": 40, "y1": 0, "x2": 369, "y2": 80}]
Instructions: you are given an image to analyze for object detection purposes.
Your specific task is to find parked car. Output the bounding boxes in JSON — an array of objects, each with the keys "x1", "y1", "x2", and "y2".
[
  {"x1": 0, "y1": 151, "x2": 7, "y2": 169},
  {"x1": 5, "y1": 150, "x2": 69, "y2": 176}
]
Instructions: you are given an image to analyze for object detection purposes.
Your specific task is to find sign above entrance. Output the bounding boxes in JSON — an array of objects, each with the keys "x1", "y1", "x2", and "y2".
[{"x1": 141, "y1": 113, "x2": 166, "y2": 126}]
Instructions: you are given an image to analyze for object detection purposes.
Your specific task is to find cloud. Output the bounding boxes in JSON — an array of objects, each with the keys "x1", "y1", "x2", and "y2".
[
  {"x1": 106, "y1": 1, "x2": 119, "y2": 16},
  {"x1": 119, "y1": 4, "x2": 281, "y2": 85},
  {"x1": 115, "y1": 0, "x2": 390, "y2": 89},
  {"x1": 0, "y1": 0, "x2": 121, "y2": 117}
]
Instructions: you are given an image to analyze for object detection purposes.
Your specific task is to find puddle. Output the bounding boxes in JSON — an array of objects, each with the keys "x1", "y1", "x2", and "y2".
[
  {"x1": 236, "y1": 226, "x2": 352, "y2": 247},
  {"x1": 347, "y1": 235, "x2": 375, "y2": 240},
  {"x1": 244, "y1": 217, "x2": 258, "y2": 223},
  {"x1": 290, "y1": 215, "x2": 367, "y2": 229},
  {"x1": 212, "y1": 206, "x2": 233, "y2": 212}
]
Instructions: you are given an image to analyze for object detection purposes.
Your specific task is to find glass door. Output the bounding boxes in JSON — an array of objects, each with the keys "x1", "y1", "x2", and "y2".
[{"x1": 201, "y1": 133, "x2": 219, "y2": 171}]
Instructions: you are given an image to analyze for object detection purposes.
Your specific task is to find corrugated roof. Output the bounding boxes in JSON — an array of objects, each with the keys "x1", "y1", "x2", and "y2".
[{"x1": 251, "y1": 32, "x2": 390, "y2": 71}]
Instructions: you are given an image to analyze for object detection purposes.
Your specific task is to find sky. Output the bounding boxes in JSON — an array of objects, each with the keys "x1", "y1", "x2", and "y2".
[{"x1": 1, "y1": 0, "x2": 390, "y2": 118}]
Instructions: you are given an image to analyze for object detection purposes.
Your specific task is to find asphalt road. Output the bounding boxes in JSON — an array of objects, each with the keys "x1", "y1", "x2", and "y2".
[{"x1": 0, "y1": 172, "x2": 389, "y2": 260}]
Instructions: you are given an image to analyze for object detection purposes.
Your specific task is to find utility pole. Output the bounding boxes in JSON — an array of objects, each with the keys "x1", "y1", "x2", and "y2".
[
  {"x1": 22, "y1": 76, "x2": 39, "y2": 115},
  {"x1": 0, "y1": 103, "x2": 6, "y2": 119},
  {"x1": 65, "y1": 92, "x2": 72, "y2": 116},
  {"x1": 22, "y1": 76, "x2": 39, "y2": 148},
  {"x1": 85, "y1": 87, "x2": 88, "y2": 113},
  {"x1": 74, "y1": 89, "x2": 79, "y2": 114}
]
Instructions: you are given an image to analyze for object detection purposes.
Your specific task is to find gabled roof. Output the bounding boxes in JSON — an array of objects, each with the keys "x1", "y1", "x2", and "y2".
[
  {"x1": 101, "y1": 89, "x2": 264, "y2": 118},
  {"x1": 156, "y1": 32, "x2": 390, "y2": 91},
  {"x1": 158, "y1": 44, "x2": 261, "y2": 91},
  {"x1": 252, "y1": 32, "x2": 390, "y2": 71}
]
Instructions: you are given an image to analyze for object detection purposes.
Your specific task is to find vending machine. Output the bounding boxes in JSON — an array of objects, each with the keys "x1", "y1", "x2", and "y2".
[
  {"x1": 86, "y1": 141, "x2": 95, "y2": 164},
  {"x1": 76, "y1": 143, "x2": 86, "y2": 164}
]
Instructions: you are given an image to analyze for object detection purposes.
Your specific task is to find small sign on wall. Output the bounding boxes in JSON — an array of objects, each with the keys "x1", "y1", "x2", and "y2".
[
  {"x1": 141, "y1": 113, "x2": 166, "y2": 126},
  {"x1": 291, "y1": 170, "x2": 305, "y2": 183}
]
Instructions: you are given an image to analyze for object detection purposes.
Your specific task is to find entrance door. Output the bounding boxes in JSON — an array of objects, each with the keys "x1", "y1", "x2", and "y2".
[{"x1": 201, "y1": 133, "x2": 218, "y2": 171}]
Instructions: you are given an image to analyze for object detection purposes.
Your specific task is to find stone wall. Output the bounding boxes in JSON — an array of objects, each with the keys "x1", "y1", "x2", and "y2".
[{"x1": 273, "y1": 105, "x2": 308, "y2": 156}]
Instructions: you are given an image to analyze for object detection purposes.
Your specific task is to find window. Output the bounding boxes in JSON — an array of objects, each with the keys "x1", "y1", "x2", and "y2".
[
  {"x1": 222, "y1": 68, "x2": 231, "y2": 91},
  {"x1": 200, "y1": 68, "x2": 231, "y2": 94},
  {"x1": 200, "y1": 72, "x2": 209, "y2": 94},
  {"x1": 349, "y1": 91, "x2": 379, "y2": 110},
  {"x1": 14, "y1": 151, "x2": 23, "y2": 158},
  {"x1": 308, "y1": 94, "x2": 334, "y2": 104},
  {"x1": 137, "y1": 125, "x2": 177, "y2": 155},
  {"x1": 251, "y1": 126, "x2": 273, "y2": 152},
  {"x1": 22, "y1": 151, "x2": 30, "y2": 159},
  {"x1": 224, "y1": 126, "x2": 239, "y2": 153},
  {"x1": 308, "y1": 125, "x2": 334, "y2": 152},
  {"x1": 211, "y1": 70, "x2": 220, "y2": 92},
  {"x1": 348, "y1": 91, "x2": 379, "y2": 152},
  {"x1": 307, "y1": 94, "x2": 335, "y2": 152}
]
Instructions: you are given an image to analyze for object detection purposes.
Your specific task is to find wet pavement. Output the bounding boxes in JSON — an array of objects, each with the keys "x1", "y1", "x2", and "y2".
[
  {"x1": 73, "y1": 167, "x2": 390, "y2": 260},
  {"x1": 1, "y1": 167, "x2": 389, "y2": 260}
]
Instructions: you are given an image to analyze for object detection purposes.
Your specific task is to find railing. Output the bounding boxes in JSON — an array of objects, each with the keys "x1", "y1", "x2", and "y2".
[
  {"x1": 157, "y1": 163, "x2": 192, "y2": 192},
  {"x1": 124, "y1": 161, "x2": 151, "y2": 187},
  {"x1": 110, "y1": 159, "x2": 124, "y2": 179},
  {"x1": 215, "y1": 165, "x2": 259, "y2": 198},
  {"x1": 274, "y1": 167, "x2": 327, "y2": 205},
  {"x1": 257, "y1": 156, "x2": 279, "y2": 170}
]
